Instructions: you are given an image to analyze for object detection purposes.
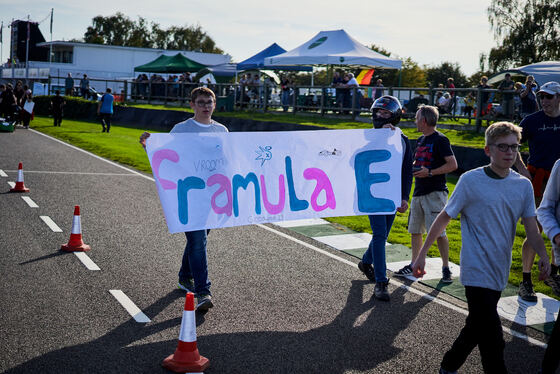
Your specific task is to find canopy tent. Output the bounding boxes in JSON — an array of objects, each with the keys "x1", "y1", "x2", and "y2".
[
  {"x1": 488, "y1": 61, "x2": 560, "y2": 87},
  {"x1": 195, "y1": 63, "x2": 238, "y2": 83},
  {"x1": 134, "y1": 53, "x2": 207, "y2": 73},
  {"x1": 264, "y1": 29, "x2": 402, "y2": 69},
  {"x1": 133, "y1": 54, "x2": 172, "y2": 72},
  {"x1": 237, "y1": 43, "x2": 312, "y2": 71}
]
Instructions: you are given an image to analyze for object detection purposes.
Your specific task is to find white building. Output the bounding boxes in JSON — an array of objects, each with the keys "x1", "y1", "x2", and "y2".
[{"x1": 1, "y1": 41, "x2": 231, "y2": 93}]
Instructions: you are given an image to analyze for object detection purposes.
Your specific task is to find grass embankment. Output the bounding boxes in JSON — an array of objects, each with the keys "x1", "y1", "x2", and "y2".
[{"x1": 30, "y1": 113, "x2": 555, "y2": 299}]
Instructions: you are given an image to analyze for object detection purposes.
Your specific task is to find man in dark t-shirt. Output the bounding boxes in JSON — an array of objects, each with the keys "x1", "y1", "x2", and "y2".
[
  {"x1": 394, "y1": 105, "x2": 457, "y2": 282},
  {"x1": 514, "y1": 81, "x2": 560, "y2": 301},
  {"x1": 50, "y1": 90, "x2": 65, "y2": 127}
]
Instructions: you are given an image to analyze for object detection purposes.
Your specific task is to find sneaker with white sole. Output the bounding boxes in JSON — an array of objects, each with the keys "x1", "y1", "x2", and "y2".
[
  {"x1": 177, "y1": 278, "x2": 195, "y2": 293},
  {"x1": 393, "y1": 264, "x2": 413, "y2": 277},
  {"x1": 197, "y1": 294, "x2": 214, "y2": 311}
]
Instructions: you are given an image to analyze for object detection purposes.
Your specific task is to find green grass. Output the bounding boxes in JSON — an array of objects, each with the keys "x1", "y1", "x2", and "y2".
[
  {"x1": 30, "y1": 113, "x2": 557, "y2": 299},
  {"x1": 31, "y1": 116, "x2": 156, "y2": 173}
]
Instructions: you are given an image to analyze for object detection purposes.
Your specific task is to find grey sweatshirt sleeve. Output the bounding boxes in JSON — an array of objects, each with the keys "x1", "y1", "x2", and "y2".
[{"x1": 537, "y1": 159, "x2": 560, "y2": 248}]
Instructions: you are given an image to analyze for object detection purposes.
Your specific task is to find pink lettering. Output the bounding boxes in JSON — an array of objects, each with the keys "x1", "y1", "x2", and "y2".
[
  {"x1": 260, "y1": 175, "x2": 286, "y2": 214},
  {"x1": 208, "y1": 174, "x2": 232, "y2": 216},
  {"x1": 152, "y1": 149, "x2": 179, "y2": 190},
  {"x1": 304, "y1": 168, "x2": 336, "y2": 211}
]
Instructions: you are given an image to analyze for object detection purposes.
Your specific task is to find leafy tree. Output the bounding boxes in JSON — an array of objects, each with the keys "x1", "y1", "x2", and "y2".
[
  {"x1": 164, "y1": 24, "x2": 223, "y2": 54},
  {"x1": 425, "y1": 62, "x2": 468, "y2": 88},
  {"x1": 83, "y1": 13, "x2": 224, "y2": 54},
  {"x1": 485, "y1": 0, "x2": 560, "y2": 71},
  {"x1": 84, "y1": 12, "x2": 136, "y2": 46}
]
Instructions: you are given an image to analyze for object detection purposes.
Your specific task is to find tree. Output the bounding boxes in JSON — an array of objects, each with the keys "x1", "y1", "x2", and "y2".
[
  {"x1": 83, "y1": 13, "x2": 224, "y2": 54},
  {"x1": 425, "y1": 62, "x2": 468, "y2": 88},
  {"x1": 84, "y1": 13, "x2": 137, "y2": 46},
  {"x1": 485, "y1": 0, "x2": 560, "y2": 71}
]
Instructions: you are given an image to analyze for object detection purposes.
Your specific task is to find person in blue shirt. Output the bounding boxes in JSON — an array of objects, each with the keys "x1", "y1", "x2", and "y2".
[{"x1": 97, "y1": 88, "x2": 114, "y2": 133}]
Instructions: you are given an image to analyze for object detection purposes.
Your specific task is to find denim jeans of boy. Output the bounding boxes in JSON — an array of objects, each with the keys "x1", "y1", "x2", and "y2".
[
  {"x1": 362, "y1": 214, "x2": 395, "y2": 283},
  {"x1": 178, "y1": 229, "x2": 211, "y2": 295}
]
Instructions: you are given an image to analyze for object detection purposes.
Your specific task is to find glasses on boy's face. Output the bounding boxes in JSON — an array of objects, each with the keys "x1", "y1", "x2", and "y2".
[
  {"x1": 538, "y1": 93, "x2": 557, "y2": 100},
  {"x1": 194, "y1": 100, "x2": 214, "y2": 107},
  {"x1": 491, "y1": 143, "x2": 520, "y2": 152}
]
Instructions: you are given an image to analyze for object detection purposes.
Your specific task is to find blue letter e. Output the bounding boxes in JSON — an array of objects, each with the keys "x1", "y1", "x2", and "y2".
[{"x1": 354, "y1": 150, "x2": 395, "y2": 213}]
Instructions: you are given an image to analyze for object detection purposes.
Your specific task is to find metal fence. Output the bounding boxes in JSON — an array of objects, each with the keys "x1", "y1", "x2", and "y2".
[{"x1": 1, "y1": 75, "x2": 524, "y2": 132}]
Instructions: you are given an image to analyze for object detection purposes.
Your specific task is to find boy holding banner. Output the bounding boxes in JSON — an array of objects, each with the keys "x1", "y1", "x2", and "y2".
[
  {"x1": 357, "y1": 95, "x2": 413, "y2": 301},
  {"x1": 140, "y1": 87, "x2": 227, "y2": 311}
]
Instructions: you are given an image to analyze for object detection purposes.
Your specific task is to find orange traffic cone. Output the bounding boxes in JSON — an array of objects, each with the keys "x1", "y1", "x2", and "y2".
[
  {"x1": 61, "y1": 205, "x2": 91, "y2": 252},
  {"x1": 162, "y1": 292, "x2": 210, "y2": 373},
  {"x1": 10, "y1": 163, "x2": 30, "y2": 192}
]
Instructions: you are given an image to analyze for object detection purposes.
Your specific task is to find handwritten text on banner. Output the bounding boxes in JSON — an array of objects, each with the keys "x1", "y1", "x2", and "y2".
[{"x1": 146, "y1": 128, "x2": 403, "y2": 233}]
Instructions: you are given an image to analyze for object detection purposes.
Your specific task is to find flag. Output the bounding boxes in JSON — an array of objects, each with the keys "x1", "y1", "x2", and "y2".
[
  {"x1": 0, "y1": 22, "x2": 3, "y2": 44},
  {"x1": 356, "y1": 69, "x2": 375, "y2": 85},
  {"x1": 50, "y1": 9, "x2": 53, "y2": 34},
  {"x1": 27, "y1": 21, "x2": 30, "y2": 41}
]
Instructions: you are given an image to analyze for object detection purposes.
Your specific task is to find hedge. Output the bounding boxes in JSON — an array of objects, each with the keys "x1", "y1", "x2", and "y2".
[{"x1": 33, "y1": 95, "x2": 123, "y2": 120}]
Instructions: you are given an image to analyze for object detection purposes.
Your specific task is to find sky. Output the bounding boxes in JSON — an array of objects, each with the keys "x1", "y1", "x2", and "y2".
[{"x1": 1, "y1": 0, "x2": 496, "y2": 76}]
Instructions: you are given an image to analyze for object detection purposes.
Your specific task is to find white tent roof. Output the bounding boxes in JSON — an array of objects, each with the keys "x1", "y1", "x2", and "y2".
[
  {"x1": 264, "y1": 29, "x2": 402, "y2": 69},
  {"x1": 488, "y1": 61, "x2": 560, "y2": 86}
]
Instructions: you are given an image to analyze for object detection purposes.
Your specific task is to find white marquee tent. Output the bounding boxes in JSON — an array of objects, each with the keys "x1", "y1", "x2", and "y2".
[
  {"x1": 488, "y1": 61, "x2": 560, "y2": 87},
  {"x1": 264, "y1": 29, "x2": 402, "y2": 69}
]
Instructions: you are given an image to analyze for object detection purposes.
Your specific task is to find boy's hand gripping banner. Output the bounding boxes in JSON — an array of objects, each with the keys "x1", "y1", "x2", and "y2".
[{"x1": 146, "y1": 129, "x2": 403, "y2": 233}]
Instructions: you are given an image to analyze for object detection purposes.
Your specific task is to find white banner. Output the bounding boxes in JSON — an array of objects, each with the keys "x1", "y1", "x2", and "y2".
[{"x1": 146, "y1": 129, "x2": 403, "y2": 233}]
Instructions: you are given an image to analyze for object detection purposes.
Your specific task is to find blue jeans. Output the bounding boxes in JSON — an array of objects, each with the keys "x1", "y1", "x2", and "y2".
[
  {"x1": 179, "y1": 230, "x2": 211, "y2": 295},
  {"x1": 281, "y1": 90, "x2": 290, "y2": 111},
  {"x1": 362, "y1": 214, "x2": 395, "y2": 283}
]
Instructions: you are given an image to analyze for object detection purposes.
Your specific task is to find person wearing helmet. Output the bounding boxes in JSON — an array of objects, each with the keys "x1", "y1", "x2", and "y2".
[{"x1": 357, "y1": 95, "x2": 413, "y2": 301}]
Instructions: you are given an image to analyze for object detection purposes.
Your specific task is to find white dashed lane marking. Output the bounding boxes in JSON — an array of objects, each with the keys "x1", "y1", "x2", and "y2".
[
  {"x1": 4, "y1": 170, "x2": 142, "y2": 176},
  {"x1": 21, "y1": 196, "x2": 39, "y2": 208},
  {"x1": 74, "y1": 252, "x2": 101, "y2": 271},
  {"x1": 7, "y1": 181, "x2": 15, "y2": 188},
  {"x1": 0, "y1": 169, "x2": 7, "y2": 177},
  {"x1": 39, "y1": 216, "x2": 63, "y2": 232},
  {"x1": 109, "y1": 290, "x2": 151, "y2": 323}
]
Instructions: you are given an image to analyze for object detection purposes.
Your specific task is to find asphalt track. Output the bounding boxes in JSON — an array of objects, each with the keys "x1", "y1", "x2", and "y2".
[{"x1": 0, "y1": 128, "x2": 552, "y2": 373}]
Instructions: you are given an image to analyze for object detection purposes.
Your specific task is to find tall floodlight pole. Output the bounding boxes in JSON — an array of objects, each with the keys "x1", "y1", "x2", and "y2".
[
  {"x1": 49, "y1": 8, "x2": 53, "y2": 64},
  {"x1": 11, "y1": 19, "x2": 15, "y2": 80},
  {"x1": 25, "y1": 15, "x2": 30, "y2": 81},
  {"x1": 1, "y1": 21, "x2": 3, "y2": 68}
]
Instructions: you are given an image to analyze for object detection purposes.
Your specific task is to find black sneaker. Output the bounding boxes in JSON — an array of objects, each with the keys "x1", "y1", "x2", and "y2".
[
  {"x1": 358, "y1": 261, "x2": 376, "y2": 282},
  {"x1": 374, "y1": 281, "x2": 390, "y2": 301},
  {"x1": 544, "y1": 274, "x2": 560, "y2": 297},
  {"x1": 197, "y1": 294, "x2": 214, "y2": 311},
  {"x1": 518, "y1": 281, "x2": 537, "y2": 302},
  {"x1": 393, "y1": 264, "x2": 413, "y2": 277},
  {"x1": 441, "y1": 266, "x2": 453, "y2": 283}
]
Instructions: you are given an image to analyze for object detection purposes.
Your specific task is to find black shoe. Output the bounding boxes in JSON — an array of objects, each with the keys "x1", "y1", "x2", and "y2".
[
  {"x1": 374, "y1": 281, "x2": 390, "y2": 301},
  {"x1": 518, "y1": 281, "x2": 537, "y2": 302},
  {"x1": 196, "y1": 294, "x2": 214, "y2": 311},
  {"x1": 544, "y1": 274, "x2": 560, "y2": 297},
  {"x1": 358, "y1": 261, "x2": 375, "y2": 282},
  {"x1": 441, "y1": 266, "x2": 453, "y2": 283}
]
